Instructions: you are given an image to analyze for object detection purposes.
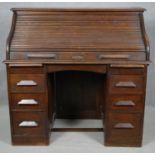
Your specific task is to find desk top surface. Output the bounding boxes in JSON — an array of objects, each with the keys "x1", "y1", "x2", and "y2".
[{"x1": 11, "y1": 8, "x2": 146, "y2": 12}]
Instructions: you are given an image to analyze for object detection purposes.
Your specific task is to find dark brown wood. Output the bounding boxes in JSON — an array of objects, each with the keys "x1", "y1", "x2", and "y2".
[
  {"x1": 52, "y1": 128, "x2": 103, "y2": 132},
  {"x1": 104, "y1": 66, "x2": 147, "y2": 147},
  {"x1": 11, "y1": 111, "x2": 47, "y2": 136},
  {"x1": 109, "y1": 75, "x2": 145, "y2": 94},
  {"x1": 3, "y1": 59, "x2": 151, "y2": 65},
  {"x1": 108, "y1": 95, "x2": 144, "y2": 112},
  {"x1": 10, "y1": 93, "x2": 47, "y2": 110},
  {"x1": 8, "y1": 66, "x2": 44, "y2": 74},
  {"x1": 10, "y1": 9, "x2": 146, "y2": 53},
  {"x1": 10, "y1": 52, "x2": 146, "y2": 62},
  {"x1": 9, "y1": 74, "x2": 46, "y2": 93},
  {"x1": 4, "y1": 8, "x2": 150, "y2": 147},
  {"x1": 12, "y1": 135, "x2": 49, "y2": 146},
  {"x1": 109, "y1": 67, "x2": 146, "y2": 75},
  {"x1": 55, "y1": 71, "x2": 105, "y2": 119},
  {"x1": 105, "y1": 112, "x2": 143, "y2": 147},
  {"x1": 47, "y1": 64, "x2": 107, "y2": 74}
]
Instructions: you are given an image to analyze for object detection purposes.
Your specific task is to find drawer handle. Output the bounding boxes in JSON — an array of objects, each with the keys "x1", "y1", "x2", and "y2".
[
  {"x1": 19, "y1": 121, "x2": 38, "y2": 127},
  {"x1": 17, "y1": 80, "x2": 37, "y2": 86},
  {"x1": 98, "y1": 54, "x2": 130, "y2": 60},
  {"x1": 27, "y1": 54, "x2": 56, "y2": 59},
  {"x1": 114, "y1": 100, "x2": 135, "y2": 106},
  {"x1": 115, "y1": 81, "x2": 136, "y2": 88},
  {"x1": 72, "y1": 55, "x2": 84, "y2": 60},
  {"x1": 18, "y1": 99, "x2": 38, "y2": 105},
  {"x1": 114, "y1": 123, "x2": 134, "y2": 129}
]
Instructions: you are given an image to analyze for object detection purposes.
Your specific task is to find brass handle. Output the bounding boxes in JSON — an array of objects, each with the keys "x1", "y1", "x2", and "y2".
[
  {"x1": 114, "y1": 100, "x2": 135, "y2": 106},
  {"x1": 72, "y1": 55, "x2": 84, "y2": 60},
  {"x1": 114, "y1": 123, "x2": 134, "y2": 129},
  {"x1": 98, "y1": 54, "x2": 130, "y2": 59},
  {"x1": 18, "y1": 99, "x2": 38, "y2": 105},
  {"x1": 17, "y1": 80, "x2": 37, "y2": 86},
  {"x1": 19, "y1": 121, "x2": 38, "y2": 127},
  {"x1": 115, "y1": 81, "x2": 136, "y2": 88},
  {"x1": 27, "y1": 53, "x2": 56, "y2": 59}
]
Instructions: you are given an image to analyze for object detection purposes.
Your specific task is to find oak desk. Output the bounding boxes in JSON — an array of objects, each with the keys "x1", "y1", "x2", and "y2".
[{"x1": 4, "y1": 8, "x2": 150, "y2": 147}]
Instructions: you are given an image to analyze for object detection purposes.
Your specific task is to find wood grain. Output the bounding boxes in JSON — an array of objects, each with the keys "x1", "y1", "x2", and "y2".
[
  {"x1": 9, "y1": 9, "x2": 146, "y2": 53},
  {"x1": 4, "y1": 8, "x2": 150, "y2": 147}
]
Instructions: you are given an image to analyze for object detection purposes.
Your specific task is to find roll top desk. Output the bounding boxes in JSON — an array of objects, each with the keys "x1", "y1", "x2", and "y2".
[{"x1": 4, "y1": 8, "x2": 150, "y2": 147}]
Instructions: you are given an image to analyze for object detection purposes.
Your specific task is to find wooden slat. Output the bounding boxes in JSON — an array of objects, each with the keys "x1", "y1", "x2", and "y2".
[
  {"x1": 17, "y1": 14, "x2": 139, "y2": 21},
  {"x1": 51, "y1": 128, "x2": 103, "y2": 132},
  {"x1": 10, "y1": 10, "x2": 145, "y2": 52},
  {"x1": 8, "y1": 63, "x2": 43, "y2": 67},
  {"x1": 110, "y1": 64, "x2": 145, "y2": 68}
]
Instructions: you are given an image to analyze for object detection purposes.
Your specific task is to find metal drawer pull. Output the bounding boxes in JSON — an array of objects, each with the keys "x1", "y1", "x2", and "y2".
[
  {"x1": 114, "y1": 123, "x2": 134, "y2": 129},
  {"x1": 115, "y1": 81, "x2": 136, "y2": 88},
  {"x1": 99, "y1": 54, "x2": 130, "y2": 59},
  {"x1": 17, "y1": 80, "x2": 37, "y2": 86},
  {"x1": 19, "y1": 121, "x2": 38, "y2": 127},
  {"x1": 114, "y1": 100, "x2": 135, "y2": 106},
  {"x1": 72, "y1": 55, "x2": 84, "y2": 60},
  {"x1": 27, "y1": 53, "x2": 56, "y2": 59},
  {"x1": 18, "y1": 99, "x2": 38, "y2": 105}
]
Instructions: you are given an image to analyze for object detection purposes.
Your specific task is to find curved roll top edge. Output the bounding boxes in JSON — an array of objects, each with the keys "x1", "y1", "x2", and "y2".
[
  {"x1": 139, "y1": 12, "x2": 150, "y2": 60},
  {"x1": 5, "y1": 8, "x2": 150, "y2": 64},
  {"x1": 6, "y1": 11, "x2": 17, "y2": 59}
]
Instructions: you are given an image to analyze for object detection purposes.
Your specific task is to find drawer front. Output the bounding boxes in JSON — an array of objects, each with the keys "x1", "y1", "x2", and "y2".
[
  {"x1": 106, "y1": 113, "x2": 143, "y2": 146},
  {"x1": 10, "y1": 52, "x2": 146, "y2": 62},
  {"x1": 10, "y1": 93, "x2": 46, "y2": 110},
  {"x1": 109, "y1": 95, "x2": 144, "y2": 112},
  {"x1": 9, "y1": 67, "x2": 44, "y2": 74},
  {"x1": 109, "y1": 67, "x2": 145, "y2": 75},
  {"x1": 109, "y1": 75, "x2": 144, "y2": 94},
  {"x1": 9, "y1": 74, "x2": 46, "y2": 93},
  {"x1": 12, "y1": 111, "x2": 47, "y2": 136}
]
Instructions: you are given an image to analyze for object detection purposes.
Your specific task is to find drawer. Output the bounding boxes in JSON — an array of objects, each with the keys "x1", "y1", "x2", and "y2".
[
  {"x1": 12, "y1": 111, "x2": 47, "y2": 136},
  {"x1": 109, "y1": 75, "x2": 144, "y2": 94},
  {"x1": 10, "y1": 93, "x2": 47, "y2": 110},
  {"x1": 9, "y1": 67, "x2": 44, "y2": 74},
  {"x1": 10, "y1": 52, "x2": 146, "y2": 62},
  {"x1": 109, "y1": 67, "x2": 145, "y2": 75},
  {"x1": 105, "y1": 113, "x2": 143, "y2": 146},
  {"x1": 9, "y1": 74, "x2": 46, "y2": 93},
  {"x1": 108, "y1": 95, "x2": 144, "y2": 112}
]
